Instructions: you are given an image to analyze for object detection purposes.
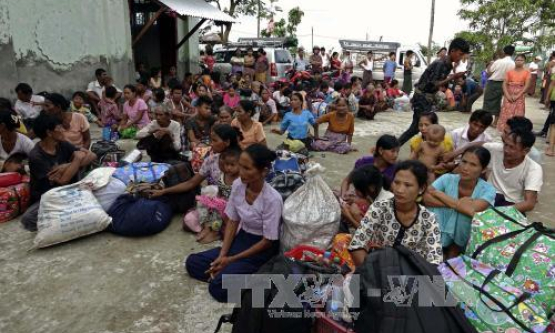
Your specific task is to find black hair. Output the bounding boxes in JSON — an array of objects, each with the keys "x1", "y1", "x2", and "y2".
[
  {"x1": 419, "y1": 111, "x2": 438, "y2": 124},
  {"x1": 15, "y1": 83, "x2": 33, "y2": 95},
  {"x1": 332, "y1": 51, "x2": 339, "y2": 58},
  {"x1": 124, "y1": 84, "x2": 137, "y2": 93},
  {"x1": 220, "y1": 146, "x2": 242, "y2": 161},
  {"x1": 391, "y1": 79, "x2": 399, "y2": 86},
  {"x1": 394, "y1": 160, "x2": 429, "y2": 189},
  {"x1": 72, "y1": 91, "x2": 87, "y2": 100},
  {"x1": 294, "y1": 83, "x2": 303, "y2": 93},
  {"x1": 105, "y1": 86, "x2": 117, "y2": 99},
  {"x1": 184, "y1": 72, "x2": 193, "y2": 78},
  {"x1": 45, "y1": 93, "x2": 70, "y2": 111},
  {"x1": 507, "y1": 128, "x2": 535, "y2": 149},
  {"x1": 95, "y1": 68, "x2": 106, "y2": 77},
  {"x1": 389, "y1": 52, "x2": 396, "y2": 57},
  {"x1": 292, "y1": 92, "x2": 304, "y2": 104},
  {"x1": 231, "y1": 82, "x2": 239, "y2": 90},
  {"x1": 0, "y1": 108, "x2": 19, "y2": 131},
  {"x1": 503, "y1": 45, "x2": 516, "y2": 56},
  {"x1": 239, "y1": 100, "x2": 256, "y2": 116},
  {"x1": 469, "y1": 110, "x2": 493, "y2": 127},
  {"x1": 367, "y1": 51, "x2": 373, "y2": 55},
  {"x1": 2, "y1": 152, "x2": 28, "y2": 174},
  {"x1": 462, "y1": 146, "x2": 491, "y2": 169},
  {"x1": 151, "y1": 67, "x2": 161, "y2": 77},
  {"x1": 506, "y1": 116, "x2": 533, "y2": 132},
  {"x1": 197, "y1": 95, "x2": 213, "y2": 108},
  {"x1": 0, "y1": 98, "x2": 13, "y2": 111},
  {"x1": 406, "y1": 50, "x2": 414, "y2": 57},
  {"x1": 374, "y1": 134, "x2": 400, "y2": 158},
  {"x1": 350, "y1": 165, "x2": 384, "y2": 199},
  {"x1": 137, "y1": 77, "x2": 149, "y2": 86},
  {"x1": 212, "y1": 123, "x2": 241, "y2": 150},
  {"x1": 283, "y1": 88, "x2": 292, "y2": 97},
  {"x1": 167, "y1": 78, "x2": 182, "y2": 90},
  {"x1": 449, "y1": 38, "x2": 470, "y2": 54},
  {"x1": 244, "y1": 144, "x2": 277, "y2": 171},
  {"x1": 343, "y1": 82, "x2": 353, "y2": 90},
  {"x1": 515, "y1": 54, "x2": 526, "y2": 61},
  {"x1": 333, "y1": 81, "x2": 344, "y2": 92},
  {"x1": 320, "y1": 81, "x2": 329, "y2": 90},
  {"x1": 153, "y1": 88, "x2": 166, "y2": 102},
  {"x1": 33, "y1": 112, "x2": 62, "y2": 139},
  {"x1": 437, "y1": 47, "x2": 447, "y2": 55}
]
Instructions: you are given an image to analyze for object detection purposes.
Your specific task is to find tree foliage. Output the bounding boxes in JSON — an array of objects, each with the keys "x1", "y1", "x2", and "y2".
[
  {"x1": 456, "y1": 0, "x2": 555, "y2": 64},
  {"x1": 261, "y1": 6, "x2": 304, "y2": 47},
  {"x1": 205, "y1": 0, "x2": 277, "y2": 42}
]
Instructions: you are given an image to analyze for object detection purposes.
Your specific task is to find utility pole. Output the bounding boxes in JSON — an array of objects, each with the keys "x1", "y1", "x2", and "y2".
[
  {"x1": 257, "y1": 0, "x2": 261, "y2": 38},
  {"x1": 427, "y1": 0, "x2": 436, "y2": 64},
  {"x1": 366, "y1": 32, "x2": 368, "y2": 41},
  {"x1": 311, "y1": 26, "x2": 314, "y2": 49}
]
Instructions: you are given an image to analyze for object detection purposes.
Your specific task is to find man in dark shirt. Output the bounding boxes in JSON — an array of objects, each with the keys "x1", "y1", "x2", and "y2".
[
  {"x1": 398, "y1": 38, "x2": 470, "y2": 145},
  {"x1": 21, "y1": 113, "x2": 96, "y2": 231}
]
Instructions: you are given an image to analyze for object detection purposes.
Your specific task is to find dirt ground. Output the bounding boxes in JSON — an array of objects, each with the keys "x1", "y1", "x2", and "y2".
[{"x1": 0, "y1": 96, "x2": 553, "y2": 333}]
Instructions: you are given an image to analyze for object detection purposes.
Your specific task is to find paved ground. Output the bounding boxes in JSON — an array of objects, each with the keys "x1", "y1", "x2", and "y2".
[{"x1": 1, "y1": 96, "x2": 553, "y2": 333}]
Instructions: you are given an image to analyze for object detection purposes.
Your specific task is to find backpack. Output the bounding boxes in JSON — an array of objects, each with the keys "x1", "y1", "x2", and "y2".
[
  {"x1": 107, "y1": 194, "x2": 173, "y2": 237},
  {"x1": 352, "y1": 245, "x2": 478, "y2": 333},
  {"x1": 267, "y1": 150, "x2": 305, "y2": 200},
  {"x1": 91, "y1": 140, "x2": 124, "y2": 166},
  {"x1": 214, "y1": 255, "x2": 315, "y2": 333}
]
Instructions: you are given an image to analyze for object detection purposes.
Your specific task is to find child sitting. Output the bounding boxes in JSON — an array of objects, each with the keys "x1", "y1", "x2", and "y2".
[
  {"x1": 453, "y1": 84, "x2": 464, "y2": 110},
  {"x1": 185, "y1": 148, "x2": 241, "y2": 244},
  {"x1": 98, "y1": 86, "x2": 122, "y2": 130},
  {"x1": 148, "y1": 88, "x2": 166, "y2": 120},
  {"x1": 410, "y1": 124, "x2": 451, "y2": 182},
  {"x1": 70, "y1": 91, "x2": 102, "y2": 126},
  {"x1": 223, "y1": 83, "x2": 240, "y2": 110},
  {"x1": 358, "y1": 86, "x2": 376, "y2": 120}
]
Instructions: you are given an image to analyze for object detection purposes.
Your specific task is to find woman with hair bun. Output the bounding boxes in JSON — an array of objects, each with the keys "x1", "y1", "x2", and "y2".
[
  {"x1": 186, "y1": 144, "x2": 282, "y2": 302},
  {"x1": 0, "y1": 106, "x2": 34, "y2": 162},
  {"x1": 43, "y1": 93, "x2": 91, "y2": 149},
  {"x1": 312, "y1": 97, "x2": 355, "y2": 154}
]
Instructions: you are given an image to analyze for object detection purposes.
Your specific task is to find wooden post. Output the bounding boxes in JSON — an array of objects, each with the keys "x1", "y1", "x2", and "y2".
[
  {"x1": 175, "y1": 18, "x2": 207, "y2": 50},
  {"x1": 132, "y1": 7, "x2": 165, "y2": 47}
]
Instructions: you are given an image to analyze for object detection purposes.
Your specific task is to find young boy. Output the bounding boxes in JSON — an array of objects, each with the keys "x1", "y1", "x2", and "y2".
[
  {"x1": 342, "y1": 82, "x2": 358, "y2": 113},
  {"x1": 71, "y1": 91, "x2": 102, "y2": 126},
  {"x1": 98, "y1": 86, "x2": 122, "y2": 129},
  {"x1": 411, "y1": 124, "x2": 451, "y2": 182},
  {"x1": 14, "y1": 83, "x2": 44, "y2": 130}
]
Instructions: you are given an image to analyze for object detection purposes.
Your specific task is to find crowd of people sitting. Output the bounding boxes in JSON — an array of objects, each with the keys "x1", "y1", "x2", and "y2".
[{"x1": 0, "y1": 36, "x2": 551, "y2": 310}]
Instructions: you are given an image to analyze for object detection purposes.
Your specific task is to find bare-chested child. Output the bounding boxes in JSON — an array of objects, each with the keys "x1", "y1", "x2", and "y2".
[{"x1": 411, "y1": 124, "x2": 449, "y2": 182}]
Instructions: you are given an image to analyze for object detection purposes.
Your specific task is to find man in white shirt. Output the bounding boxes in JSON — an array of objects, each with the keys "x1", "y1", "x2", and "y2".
[
  {"x1": 86, "y1": 68, "x2": 121, "y2": 115},
  {"x1": 451, "y1": 110, "x2": 493, "y2": 152},
  {"x1": 14, "y1": 83, "x2": 44, "y2": 130},
  {"x1": 483, "y1": 129, "x2": 542, "y2": 213},
  {"x1": 482, "y1": 45, "x2": 515, "y2": 127},
  {"x1": 136, "y1": 105, "x2": 181, "y2": 163},
  {"x1": 359, "y1": 51, "x2": 375, "y2": 89},
  {"x1": 321, "y1": 47, "x2": 330, "y2": 71},
  {"x1": 527, "y1": 56, "x2": 541, "y2": 96},
  {"x1": 293, "y1": 47, "x2": 309, "y2": 71}
]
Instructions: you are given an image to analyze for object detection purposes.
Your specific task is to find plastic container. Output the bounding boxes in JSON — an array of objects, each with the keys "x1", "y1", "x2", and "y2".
[
  {"x1": 102, "y1": 126, "x2": 112, "y2": 141},
  {"x1": 121, "y1": 149, "x2": 142, "y2": 164}
]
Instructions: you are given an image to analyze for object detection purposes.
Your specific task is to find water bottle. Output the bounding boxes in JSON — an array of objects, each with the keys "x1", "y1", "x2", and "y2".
[
  {"x1": 326, "y1": 281, "x2": 344, "y2": 320},
  {"x1": 102, "y1": 126, "x2": 111, "y2": 141},
  {"x1": 110, "y1": 130, "x2": 120, "y2": 142}
]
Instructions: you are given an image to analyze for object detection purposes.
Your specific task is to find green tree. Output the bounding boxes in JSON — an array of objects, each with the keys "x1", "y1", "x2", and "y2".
[
  {"x1": 457, "y1": 0, "x2": 555, "y2": 64},
  {"x1": 418, "y1": 42, "x2": 441, "y2": 60},
  {"x1": 286, "y1": 7, "x2": 304, "y2": 37},
  {"x1": 207, "y1": 0, "x2": 277, "y2": 42}
]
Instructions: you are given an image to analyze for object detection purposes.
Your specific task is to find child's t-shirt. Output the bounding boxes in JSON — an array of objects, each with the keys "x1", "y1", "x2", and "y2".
[{"x1": 445, "y1": 89, "x2": 456, "y2": 107}]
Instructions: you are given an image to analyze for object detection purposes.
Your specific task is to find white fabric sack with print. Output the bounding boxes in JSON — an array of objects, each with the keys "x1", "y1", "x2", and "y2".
[
  {"x1": 281, "y1": 163, "x2": 341, "y2": 251},
  {"x1": 81, "y1": 167, "x2": 116, "y2": 190},
  {"x1": 93, "y1": 177, "x2": 127, "y2": 212},
  {"x1": 33, "y1": 182, "x2": 112, "y2": 249}
]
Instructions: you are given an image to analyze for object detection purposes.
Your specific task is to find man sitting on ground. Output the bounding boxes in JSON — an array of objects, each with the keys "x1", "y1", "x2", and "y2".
[
  {"x1": 136, "y1": 105, "x2": 182, "y2": 163},
  {"x1": 22, "y1": 113, "x2": 96, "y2": 231}
]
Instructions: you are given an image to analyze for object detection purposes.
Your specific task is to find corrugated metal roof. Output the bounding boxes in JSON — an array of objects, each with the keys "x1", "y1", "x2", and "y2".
[{"x1": 159, "y1": 0, "x2": 236, "y2": 23}]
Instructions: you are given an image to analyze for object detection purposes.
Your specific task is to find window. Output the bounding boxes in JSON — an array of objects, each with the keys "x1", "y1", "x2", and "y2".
[{"x1": 274, "y1": 50, "x2": 293, "y2": 64}]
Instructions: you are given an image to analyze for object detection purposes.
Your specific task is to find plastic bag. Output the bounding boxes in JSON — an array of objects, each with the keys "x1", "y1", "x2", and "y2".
[
  {"x1": 281, "y1": 163, "x2": 341, "y2": 251},
  {"x1": 33, "y1": 182, "x2": 112, "y2": 249},
  {"x1": 93, "y1": 177, "x2": 127, "y2": 211}
]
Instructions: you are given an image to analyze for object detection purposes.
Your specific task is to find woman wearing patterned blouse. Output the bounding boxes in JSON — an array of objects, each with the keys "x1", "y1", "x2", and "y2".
[{"x1": 349, "y1": 160, "x2": 443, "y2": 265}]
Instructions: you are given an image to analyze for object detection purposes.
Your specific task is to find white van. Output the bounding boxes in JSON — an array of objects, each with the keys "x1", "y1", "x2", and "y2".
[{"x1": 340, "y1": 40, "x2": 428, "y2": 86}]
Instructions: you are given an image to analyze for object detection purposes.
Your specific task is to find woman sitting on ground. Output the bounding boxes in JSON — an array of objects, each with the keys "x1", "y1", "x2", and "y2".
[
  {"x1": 424, "y1": 146, "x2": 496, "y2": 259},
  {"x1": 185, "y1": 144, "x2": 282, "y2": 302},
  {"x1": 120, "y1": 84, "x2": 150, "y2": 135},
  {"x1": 349, "y1": 160, "x2": 443, "y2": 266},
  {"x1": 231, "y1": 100, "x2": 267, "y2": 150},
  {"x1": 340, "y1": 134, "x2": 400, "y2": 198},
  {"x1": 358, "y1": 85, "x2": 376, "y2": 120},
  {"x1": 135, "y1": 105, "x2": 182, "y2": 163},
  {"x1": 185, "y1": 95, "x2": 216, "y2": 149},
  {"x1": 147, "y1": 124, "x2": 241, "y2": 198},
  {"x1": 43, "y1": 93, "x2": 91, "y2": 149},
  {"x1": 312, "y1": 97, "x2": 355, "y2": 154},
  {"x1": 271, "y1": 92, "x2": 316, "y2": 150}
]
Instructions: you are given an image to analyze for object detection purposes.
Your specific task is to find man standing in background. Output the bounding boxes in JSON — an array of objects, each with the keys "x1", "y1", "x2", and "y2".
[{"x1": 482, "y1": 45, "x2": 515, "y2": 128}]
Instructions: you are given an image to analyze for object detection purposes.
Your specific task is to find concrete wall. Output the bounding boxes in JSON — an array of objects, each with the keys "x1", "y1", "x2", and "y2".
[
  {"x1": 177, "y1": 17, "x2": 200, "y2": 77},
  {"x1": 0, "y1": 0, "x2": 134, "y2": 98}
]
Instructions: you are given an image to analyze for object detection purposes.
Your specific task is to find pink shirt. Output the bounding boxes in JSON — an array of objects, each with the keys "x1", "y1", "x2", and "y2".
[
  {"x1": 61, "y1": 113, "x2": 90, "y2": 148},
  {"x1": 445, "y1": 89, "x2": 456, "y2": 108},
  {"x1": 223, "y1": 93, "x2": 240, "y2": 109},
  {"x1": 123, "y1": 98, "x2": 150, "y2": 129}
]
